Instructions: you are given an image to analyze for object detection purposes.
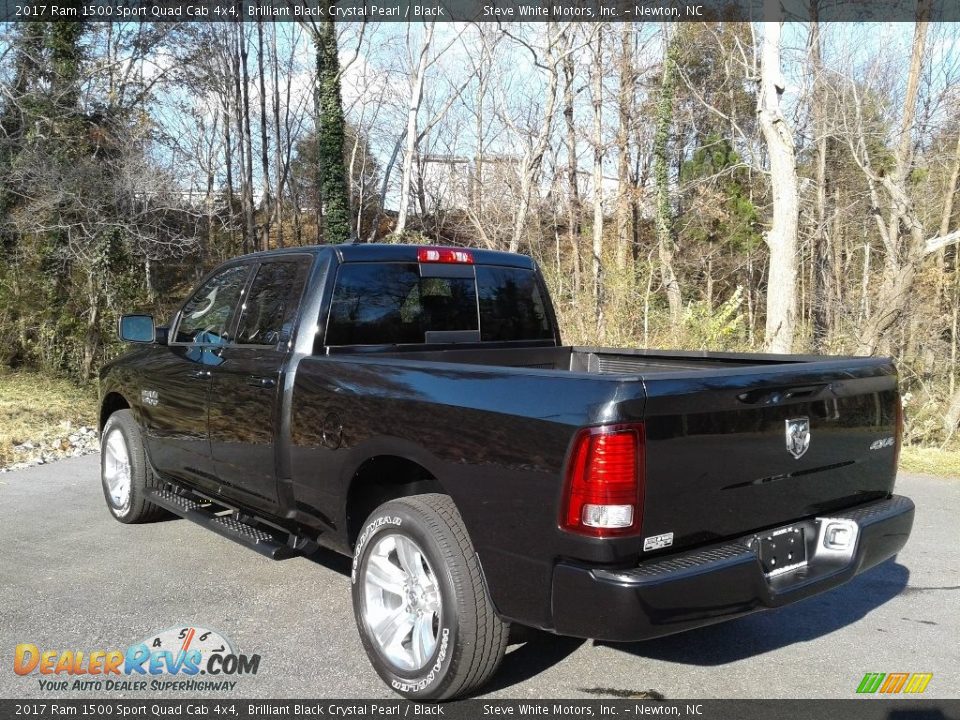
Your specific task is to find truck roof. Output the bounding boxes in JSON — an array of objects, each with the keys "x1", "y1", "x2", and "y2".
[{"x1": 239, "y1": 243, "x2": 536, "y2": 270}]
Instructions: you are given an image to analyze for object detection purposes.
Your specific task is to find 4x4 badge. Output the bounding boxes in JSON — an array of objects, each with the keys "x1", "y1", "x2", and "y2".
[{"x1": 785, "y1": 417, "x2": 811, "y2": 459}]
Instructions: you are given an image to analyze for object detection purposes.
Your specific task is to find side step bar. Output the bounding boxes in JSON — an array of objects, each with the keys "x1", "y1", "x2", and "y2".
[{"x1": 147, "y1": 488, "x2": 298, "y2": 560}]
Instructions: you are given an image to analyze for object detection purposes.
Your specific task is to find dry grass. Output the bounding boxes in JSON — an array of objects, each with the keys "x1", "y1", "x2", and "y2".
[
  {"x1": 900, "y1": 446, "x2": 960, "y2": 479},
  {"x1": 0, "y1": 370, "x2": 97, "y2": 467}
]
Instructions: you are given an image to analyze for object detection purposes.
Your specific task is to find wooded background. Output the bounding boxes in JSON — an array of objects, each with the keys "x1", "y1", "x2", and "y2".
[{"x1": 1, "y1": 11, "x2": 959, "y2": 448}]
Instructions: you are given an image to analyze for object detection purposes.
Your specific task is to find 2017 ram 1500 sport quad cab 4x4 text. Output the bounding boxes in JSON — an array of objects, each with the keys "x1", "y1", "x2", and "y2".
[{"x1": 99, "y1": 244, "x2": 914, "y2": 699}]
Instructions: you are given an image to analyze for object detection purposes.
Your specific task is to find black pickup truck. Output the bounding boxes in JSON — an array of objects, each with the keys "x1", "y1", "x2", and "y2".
[{"x1": 99, "y1": 243, "x2": 913, "y2": 699}]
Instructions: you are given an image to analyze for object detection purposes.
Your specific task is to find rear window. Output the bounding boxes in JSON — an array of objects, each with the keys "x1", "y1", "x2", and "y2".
[
  {"x1": 476, "y1": 266, "x2": 552, "y2": 342},
  {"x1": 325, "y1": 262, "x2": 552, "y2": 346}
]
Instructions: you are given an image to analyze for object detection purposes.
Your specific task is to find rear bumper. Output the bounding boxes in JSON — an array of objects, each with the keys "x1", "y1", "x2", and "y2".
[{"x1": 550, "y1": 494, "x2": 914, "y2": 641}]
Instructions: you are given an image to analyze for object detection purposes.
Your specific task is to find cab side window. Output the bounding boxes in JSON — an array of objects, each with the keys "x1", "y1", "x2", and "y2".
[
  {"x1": 175, "y1": 265, "x2": 250, "y2": 345},
  {"x1": 235, "y1": 260, "x2": 310, "y2": 346}
]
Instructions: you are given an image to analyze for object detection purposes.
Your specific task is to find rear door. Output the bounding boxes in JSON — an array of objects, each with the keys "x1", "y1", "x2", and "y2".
[
  {"x1": 638, "y1": 360, "x2": 900, "y2": 553},
  {"x1": 208, "y1": 257, "x2": 311, "y2": 511},
  {"x1": 142, "y1": 263, "x2": 251, "y2": 491}
]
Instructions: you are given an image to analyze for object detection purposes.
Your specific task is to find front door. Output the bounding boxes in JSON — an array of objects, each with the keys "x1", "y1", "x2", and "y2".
[
  {"x1": 208, "y1": 258, "x2": 311, "y2": 511},
  {"x1": 142, "y1": 264, "x2": 251, "y2": 493}
]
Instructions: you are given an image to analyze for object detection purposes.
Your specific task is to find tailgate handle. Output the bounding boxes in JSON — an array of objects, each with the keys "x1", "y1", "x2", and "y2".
[{"x1": 737, "y1": 384, "x2": 827, "y2": 405}]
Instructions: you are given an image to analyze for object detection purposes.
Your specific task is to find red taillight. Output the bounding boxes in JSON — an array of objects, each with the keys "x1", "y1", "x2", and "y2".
[
  {"x1": 561, "y1": 424, "x2": 645, "y2": 537},
  {"x1": 893, "y1": 396, "x2": 903, "y2": 469},
  {"x1": 417, "y1": 247, "x2": 474, "y2": 264}
]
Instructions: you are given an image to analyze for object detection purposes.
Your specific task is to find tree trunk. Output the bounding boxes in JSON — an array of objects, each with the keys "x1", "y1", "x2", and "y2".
[
  {"x1": 615, "y1": 26, "x2": 633, "y2": 273},
  {"x1": 204, "y1": 146, "x2": 215, "y2": 271},
  {"x1": 239, "y1": 24, "x2": 257, "y2": 254},
  {"x1": 759, "y1": 20, "x2": 800, "y2": 354},
  {"x1": 654, "y1": 39, "x2": 682, "y2": 328},
  {"x1": 509, "y1": 24, "x2": 560, "y2": 254},
  {"x1": 943, "y1": 386, "x2": 960, "y2": 444},
  {"x1": 938, "y1": 133, "x2": 960, "y2": 238},
  {"x1": 256, "y1": 18, "x2": 272, "y2": 251},
  {"x1": 854, "y1": 4, "x2": 930, "y2": 354},
  {"x1": 313, "y1": 5, "x2": 352, "y2": 243},
  {"x1": 395, "y1": 23, "x2": 434, "y2": 237},
  {"x1": 935, "y1": 132, "x2": 960, "y2": 299},
  {"x1": 82, "y1": 272, "x2": 101, "y2": 381},
  {"x1": 223, "y1": 97, "x2": 236, "y2": 253},
  {"x1": 230, "y1": 25, "x2": 249, "y2": 252},
  {"x1": 563, "y1": 43, "x2": 582, "y2": 297},
  {"x1": 591, "y1": 29, "x2": 605, "y2": 327},
  {"x1": 270, "y1": 23, "x2": 285, "y2": 248},
  {"x1": 951, "y1": 267, "x2": 959, "y2": 395},
  {"x1": 810, "y1": 8, "x2": 833, "y2": 352},
  {"x1": 368, "y1": 136, "x2": 404, "y2": 242},
  {"x1": 347, "y1": 112, "x2": 364, "y2": 237},
  {"x1": 706, "y1": 258, "x2": 714, "y2": 312}
]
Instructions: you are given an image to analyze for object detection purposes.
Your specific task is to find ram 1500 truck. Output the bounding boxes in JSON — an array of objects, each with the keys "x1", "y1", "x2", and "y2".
[{"x1": 99, "y1": 244, "x2": 913, "y2": 699}]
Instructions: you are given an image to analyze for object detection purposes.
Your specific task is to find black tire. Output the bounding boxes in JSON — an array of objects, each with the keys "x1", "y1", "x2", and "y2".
[
  {"x1": 351, "y1": 493, "x2": 508, "y2": 700},
  {"x1": 100, "y1": 410, "x2": 166, "y2": 524}
]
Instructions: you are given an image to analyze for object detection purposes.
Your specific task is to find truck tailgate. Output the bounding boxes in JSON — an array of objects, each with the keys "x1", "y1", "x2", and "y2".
[{"x1": 639, "y1": 358, "x2": 900, "y2": 553}]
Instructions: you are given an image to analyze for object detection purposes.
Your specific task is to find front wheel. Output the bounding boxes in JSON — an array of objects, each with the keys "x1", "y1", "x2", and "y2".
[
  {"x1": 351, "y1": 494, "x2": 508, "y2": 700},
  {"x1": 100, "y1": 410, "x2": 165, "y2": 524}
]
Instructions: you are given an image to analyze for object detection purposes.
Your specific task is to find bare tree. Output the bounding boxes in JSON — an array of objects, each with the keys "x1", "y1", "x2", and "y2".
[
  {"x1": 561, "y1": 25, "x2": 583, "y2": 296},
  {"x1": 809, "y1": 6, "x2": 834, "y2": 351},
  {"x1": 589, "y1": 27, "x2": 605, "y2": 325},
  {"x1": 654, "y1": 32, "x2": 682, "y2": 328},
  {"x1": 393, "y1": 23, "x2": 471, "y2": 236},
  {"x1": 500, "y1": 23, "x2": 591, "y2": 254},
  {"x1": 838, "y1": 1, "x2": 960, "y2": 353},
  {"x1": 758, "y1": 19, "x2": 800, "y2": 353},
  {"x1": 615, "y1": 25, "x2": 635, "y2": 273}
]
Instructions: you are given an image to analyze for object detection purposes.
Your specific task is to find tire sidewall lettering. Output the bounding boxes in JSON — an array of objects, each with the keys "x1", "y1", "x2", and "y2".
[
  {"x1": 390, "y1": 627, "x2": 450, "y2": 694},
  {"x1": 351, "y1": 515, "x2": 402, "y2": 584}
]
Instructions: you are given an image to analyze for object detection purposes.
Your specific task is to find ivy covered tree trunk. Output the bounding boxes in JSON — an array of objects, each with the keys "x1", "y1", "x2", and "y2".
[{"x1": 313, "y1": 11, "x2": 351, "y2": 244}]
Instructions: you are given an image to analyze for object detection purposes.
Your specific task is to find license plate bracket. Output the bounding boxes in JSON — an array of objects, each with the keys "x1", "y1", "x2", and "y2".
[{"x1": 758, "y1": 526, "x2": 806, "y2": 576}]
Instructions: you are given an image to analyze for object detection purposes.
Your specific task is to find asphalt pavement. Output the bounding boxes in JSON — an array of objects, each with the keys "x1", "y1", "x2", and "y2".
[{"x1": 1, "y1": 455, "x2": 957, "y2": 700}]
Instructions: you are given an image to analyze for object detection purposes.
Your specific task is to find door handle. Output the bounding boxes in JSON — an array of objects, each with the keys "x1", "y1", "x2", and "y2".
[
  {"x1": 190, "y1": 370, "x2": 211, "y2": 379},
  {"x1": 247, "y1": 376, "x2": 277, "y2": 389}
]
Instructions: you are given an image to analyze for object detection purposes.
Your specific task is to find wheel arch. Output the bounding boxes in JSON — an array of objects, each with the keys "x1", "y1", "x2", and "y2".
[
  {"x1": 345, "y1": 454, "x2": 446, "y2": 550},
  {"x1": 99, "y1": 392, "x2": 132, "y2": 433}
]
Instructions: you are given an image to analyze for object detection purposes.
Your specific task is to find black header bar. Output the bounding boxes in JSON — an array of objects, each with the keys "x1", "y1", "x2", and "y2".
[{"x1": 1, "y1": 0, "x2": 956, "y2": 22}]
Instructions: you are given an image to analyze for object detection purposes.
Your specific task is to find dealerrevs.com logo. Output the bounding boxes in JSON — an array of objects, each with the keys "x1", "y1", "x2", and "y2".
[{"x1": 13, "y1": 625, "x2": 261, "y2": 693}]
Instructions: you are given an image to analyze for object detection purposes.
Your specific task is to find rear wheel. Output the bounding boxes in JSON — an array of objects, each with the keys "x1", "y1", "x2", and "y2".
[
  {"x1": 100, "y1": 410, "x2": 165, "y2": 524},
  {"x1": 351, "y1": 493, "x2": 508, "y2": 700}
]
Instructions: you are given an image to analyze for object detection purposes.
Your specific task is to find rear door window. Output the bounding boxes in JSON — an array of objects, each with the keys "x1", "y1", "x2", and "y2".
[{"x1": 235, "y1": 259, "x2": 311, "y2": 346}]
